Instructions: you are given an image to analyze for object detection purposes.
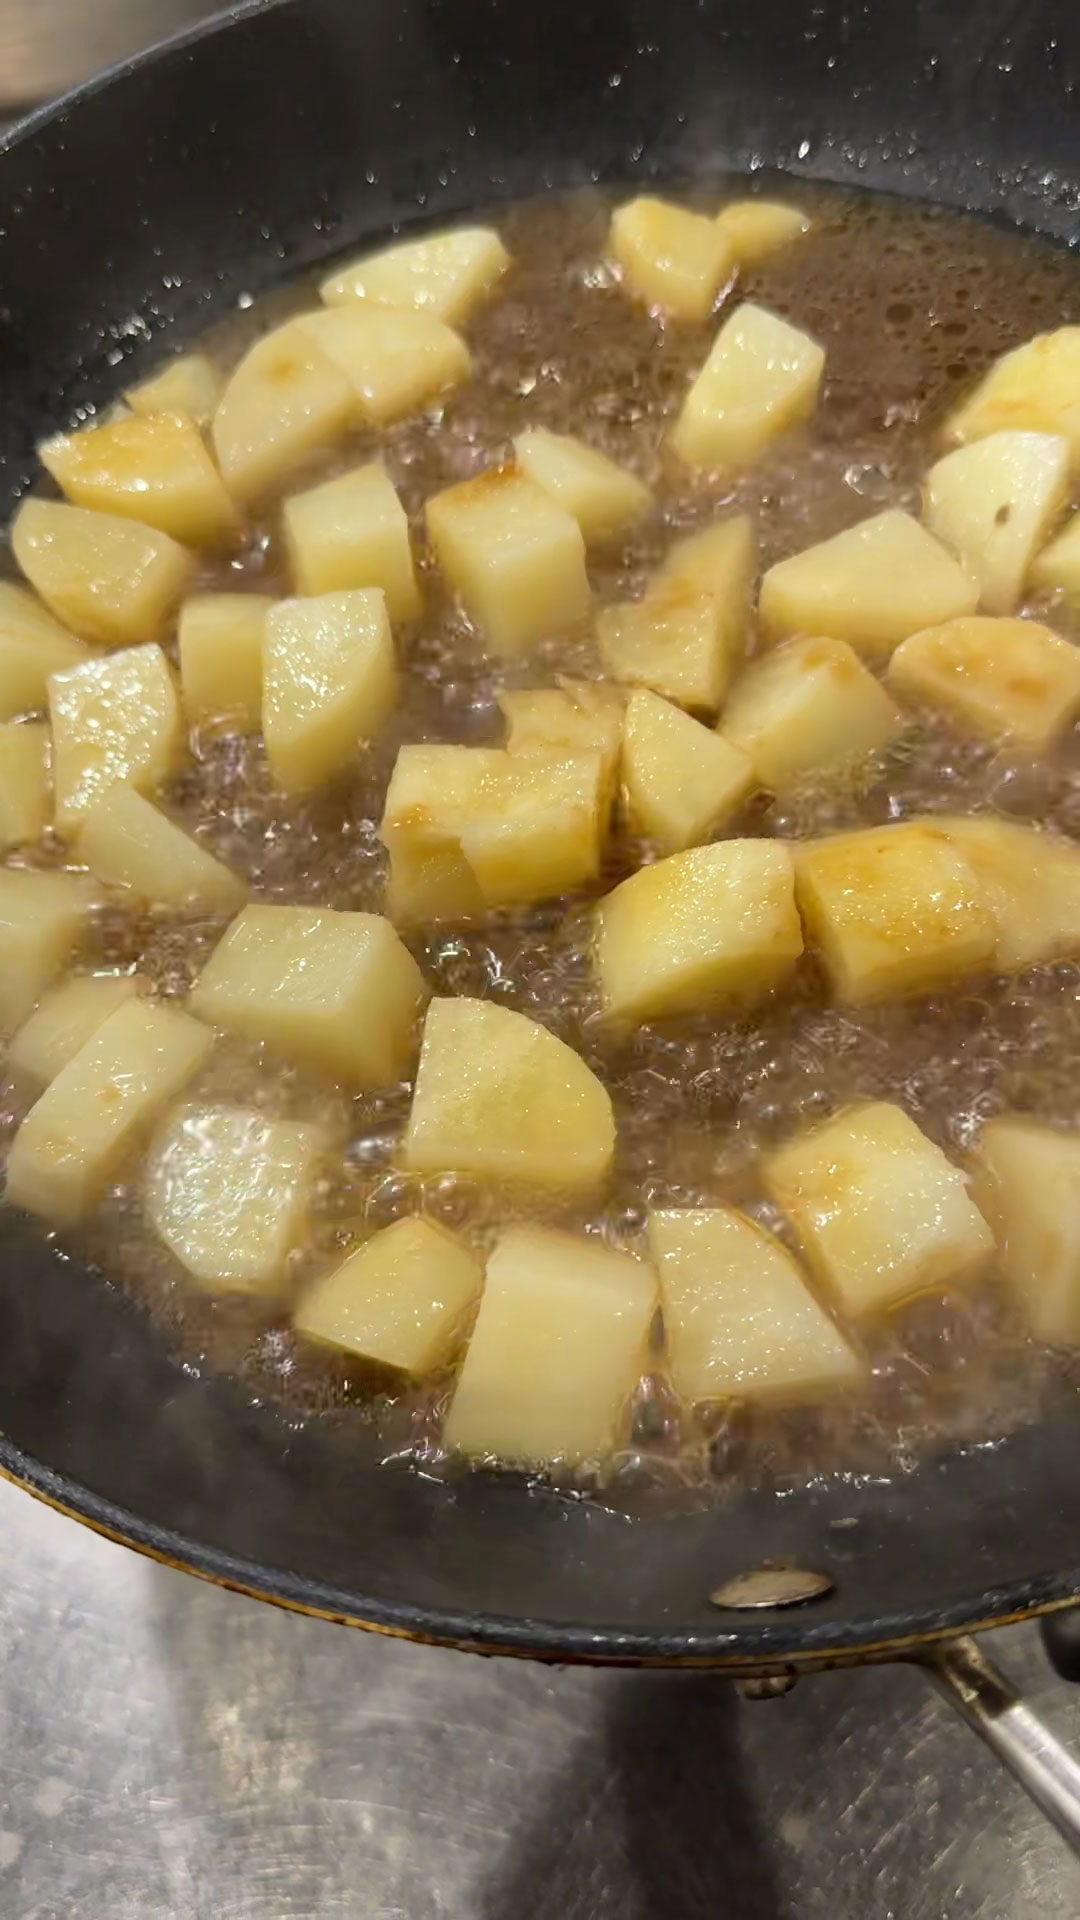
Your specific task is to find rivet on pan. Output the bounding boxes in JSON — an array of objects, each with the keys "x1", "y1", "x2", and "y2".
[{"x1": 708, "y1": 1565, "x2": 835, "y2": 1610}]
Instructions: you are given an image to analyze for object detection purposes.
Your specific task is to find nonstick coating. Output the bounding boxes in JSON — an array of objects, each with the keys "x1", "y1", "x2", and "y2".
[{"x1": 2, "y1": 0, "x2": 1080, "y2": 1666}]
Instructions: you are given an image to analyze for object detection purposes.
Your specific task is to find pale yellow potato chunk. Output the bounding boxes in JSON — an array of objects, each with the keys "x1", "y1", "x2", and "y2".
[
  {"x1": 657, "y1": 512, "x2": 757, "y2": 604},
  {"x1": 178, "y1": 592, "x2": 272, "y2": 732},
  {"x1": 0, "y1": 869, "x2": 98, "y2": 1034},
  {"x1": 211, "y1": 320, "x2": 355, "y2": 503},
  {"x1": 48, "y1": 643, "x2": 185, "y2": 832},
  {"x1": 263, "y1": 588, "x2": 397, "y2": 795},
  {"x1": 385, "y1": 843, "x2": 483, "y2": 928},
  {"x1": 0, "y1": 583, "x2": 90, "y2": 721},
  {"x1": 146, "y1": 1104, "x2": 322, "y2": 1296},
  {"x1": 320, "y1": 225, "x2": 510, "y2": 326},
  {"x1": 648, "y1": 1207, "x2": 863, "y2": 1404},
  {"x1": 888, "y1": 616, "x2": 1080, "y2": 750},
  {"x1": 670, "y1": 302, "x2": 824, "y2": 469},
  {"x1": 283, "y1": 462, "x2": 421, "y2": 619},
  {"x1": 945, "y1": 327, "x2": 1080, "y2": 470},
  {"x1": 596, "y1": 839, "x2": 803, "y2": 1027},
  {"x1": 127, "y1": 353, "x2": 222, "y2": 427},
  {"x1": 443, "y1": 1226, "x2": 656, "y2": 1466},
  {"x1": 597, "y1": 584, "x2": 733, "y2": 715},
  {"x1": 40, "y1": 410, "x2": 240, "y2": 548},
  {"x1": 7, "y1": 972, "x2": 139, "y2": 1088},
  {"x1": 931, "y1": 814, "x2": 1080, "y2": 973},
  {"x1": 923, "y1": 431, "x2": 1069, "y2": 614},
  {"x1": 426, "y1": 468, "x2": 591, "y2": 657},
  {"x1": 401, "y1": 997, "x2": 615, "y2": 1194},
  {"x1": 714, "y1": 200, "x2": 811, "y2": 266},
  {"x1": 759, "y1": 509, "x2": 978, "y2": 658},
  {"x1": 766, "y1": 1102, "x2": 993, "y2": 1318},
  {"x1": 296, "y1": 306, "x2": 471, "y2": 425},
  {"x1": 794, "y1": 821, "x2": 997, "y2": 1004},
  {"x1": 621, "y1": 689, "x2": 753, "y2": 851},
  {"x1": 609, "y1": 196, "x2": 734, "y2": 321},
  {"x1": 0, "y1": 722, "x2": 50, "y2": 850},
  {"x1": 4, "y1": 998, "x2": 212, "y2": 1227},
  {"x1": 380, "y1": 743, "x2": 489, "y2": 926},
  {"x1": 12, "y1": 499, "x2": 194, "y2": 649},
  {"x1": 1030, "y1": 508, "x2": 1080, "y2": 597},
  {"x1": 970, "y1": 1117, "x2": 1080, "y2": 1344},
  {"x1": 75, "y1": 784, "x2": 247, "y2": 916},
  {"x1": 294, "y1": 1217, "x2": 483, "y2": 1374},
  {"x1": 513, "y1": 428, "x2": 652, "y2": 546},
  {"x1": 720, "y1": 635, "x2": 903, "y2": 788},
  {"x1": 191, "y1": 903, "x2": 426, "y2": 1089},
  {"x1": 499, "y1": 681, "x2": 624, "y2": 795}
]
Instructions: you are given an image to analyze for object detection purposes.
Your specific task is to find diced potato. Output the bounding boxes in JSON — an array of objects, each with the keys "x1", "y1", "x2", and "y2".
[
  {"x1": 296, "y1": 306, "x2": 471, "y2": 425},
  {"x1": 4, "y1": 998, "x2": 212, "y2": 1227},
  {"x1": 320, "y1": 225, "x2": 510, "y2": 327},
  {"x1": 595, "y1": 839, "x2": 803, "y2": 1026},
  {"x1": 1030, "y1": 507, "x2": 1080, "y2": 598},
  {"x1": 211, "y1": 320, "x2": 355, "y2": 503},
  {"x1": 294, "y1": 1217, "x2": 483, "y2": 1373},
  {"x1": 190, "y1": 903, "x2": 426, "y2": 1089},
  {"x1": 0, "y1": 869, "x2": 98, "y2": 1034},
  {"x1": 759, "y1": 509, "x2": 979, "y2": 659},
  {"x1": 597, "y1": 584, "x2": 733, "y2": 715},
  {"x1": 923, "y1": 431, "x2": 1069, "y2": 614},
  {"x1": 888, "y1": 615, "x2": 1080, "y2": 750},
  {"x1": 621, "y1": 689, "x2": 754, "y2": 851},
  {"x1": 40, "y1": 410, "x2": 240, "y2": 547},
  {"x1": 127, "y1": 352, "x2": 223, "y2": 427},
  {"x1": 178, "y1": 592, "x2": 272, "y2": 732},
  {"x1": 656, "y1": 512, "x2": 757, "y2": 605},
  {"x1": 765, "y1": 1101, "x2": 994, "y2": 1317},
  {"x1": 648, "y1": 1207, "x2": 863, "y2": 1404},
  {"x1": 970, "y1": 1116, "x2": 1080, "y2": 1344},
  {"x1": 146, "y1": 1104, "x2": 322, "y2": 1296},
  {"x1": 720, "y1": 635, "x2": 903, "y2": 788},
  {"x1": 0, "y1": 722, "x2": 50, "y2": 850},
  {"x1": 714, "y1": 200, "x2": 811, "y2": 266},
  {"x1": 499, "y1": 680, "x2": 625, "y2": 796},
  {"x1": 48, "y1": 643, "x2": 186, "y2": 831},
  {"x1": 931, "y1": 814, "x2": 1080, "y2": 973},
  {"x1": 385, "y1": 843, "x2": 483, "y2": 928},
  {"x1": 401, "y1": 997, "x2": 615, "y2": 1194},
  {"x1": 670, "y1": 302, "x2": 824, "y2": 469},
  {"x1": 282, "y1": 461, "x2": 421, "y2": 620},
  {"x1": 609, "y1": 196, "x2": 734, "y2": 321},
  {"x1": 7, "y1": 972, "x2": 139, "y2": 1088},
  {"x1": 944, "y1": 327, "x2": 1080, "y2": 470},
  {"x1": 443, "y1": 1226, "x2": 656, "y2": 1466},
  {"x1": 75, "y1": 784, "x2": 247, "y2": 916},
  {"x1": 380, "y1": 744, "x2": 491, "y2": 926},
  {"x1": 12, "y1": 499, "x2": 194, "y2": 649},
  {"x1": 262, "y1": 588, "x2": 397, "y2": 795},
  {"x1": 426, "y1": 468, "x2": 591, "y2": 657},
  {"x1": 513, "y1": 429, "x2": 652, "y2": 546},
  {"x1": 0, "y1": 583, "x2": 90, "y2": 721},
  {"x1": 793, "y1": 821, "x2": 997, "y2": 1003}
]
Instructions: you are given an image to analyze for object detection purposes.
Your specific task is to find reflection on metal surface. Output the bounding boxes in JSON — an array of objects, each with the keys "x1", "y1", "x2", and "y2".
[
  {"x1": 710, "y1": 1566, "x2": 836, "y2": 1611},
  {"x1": 0, "y1": 0, "x2": 218, "y2": 108}
]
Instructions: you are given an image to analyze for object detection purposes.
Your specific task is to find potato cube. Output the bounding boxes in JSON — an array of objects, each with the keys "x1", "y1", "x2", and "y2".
[
  {"x1": 923, "y1": 431, "x2": 1069, "y2": 614},
  {"x1": 760, "y1": 509, "x2": 980, "y2": 659},
  {"x1": 0, "y1": 583, "x2": 90, "y2": 721},
  {"x1": 75, "y1": 785, "x2": 247, "y2": 916},
  {"x1": 4, "y1": 998, "x2": 212, "y2": 1227},
  {"x1": 320, "y1": 225, "x2": 510, "y2": 326},
  {"x1": 12, "y1": 499, "x2": 194, "y2": 649},
  {"x1": 970, "y1": 1117, "x2": 1080, "y2": 1344},
  {"x1": 720, "y1": 636, "x2": 903, "y2": 788},
  {"x1": 621, "y1": 689, "x2": 753, "y2": 851},
  {"x1": 7, "y1": 972, "x2": 139, "y2": 1088},
  {"x1": 597, "y1": 584, "x2": 733, "y2": 715},
  {"x1": 0, "y1": 722, "x2": 50, "y2": 850},
  {"x1": 1030, "y1": 507, "x2": 1080, "y2": 597},
  {"x1": 385, "y1": 843, "x2": 483, "y2": 928},
  {"x1": 263, "y1": 588, "x2": 397, "y2": 795},
  {"x1": 670, "y1": 302, "x2": 824, "y2": 470},
  {"x1": 211, "y1": 320, "x2": 355, "y2": 503},
  {"x1": 282, "y1": 461, "x2": 421, "y2": 620},
  {"x1": 127, "y1": 352, "x2": 223, "y2": 427},
  {"x1": 888, "y1": 615, "x2": 1080, "y2": 750},
  {"x1": 443, "y1": 1226, "x2": 656, "y2": 1466},
  {"x1": 657, "y1": 513, "x2": 757, "y2": 604},
  {"x1": 499, "y1": 680, "x2": 624, "y2": 794},
  {"x1": 0, "y1": 869, "x2": 98, "y2": 1033},
  {"x1": 513, "y1": 428, "x2": 652, "y2": 546},
  {"x1": 146, "y1": 1104, "x2": 322, "y2": 1296},
  {"x1": 296, "y1": 306, "x2": 471, "y2": 425},
  {"x1": 294, "y1": 1217, "x2": 483, "y2": 1374},
  {"x1": 793, "y1": 821, "x2": 997, "y2": 1003},
  {"x1": 426, "y1": 468, "x2": 591, "y2": 657},
  {"x1": 48, "y1": 642, "x2": 186, "y2": 831},
  {"x1": 931, "y1": 815, "x2": 1080, "y2": 973},
  {"x1": 609, "y1": 196, "x2": 734, "y2": 321},
  {"x1": 648, "y1": 1206, "x2": 863, "y2": 1404},
  {"x1": 596, "y1": 839, "x2": 802, "y2": 1027},
  {"x1": 944, "y1": 327, "x2": 1080, "y2": 470},
  {"x1": 190, "y1": 903, "x2": 426, "y2": 1089},
  {"x1": 178, "y1": 592, "x2": 272, "y2": 732},
  {"x1": 40, "y1": 410, "x2": 240, "y2": 548},
  {"x1": 714, "y1": 200, "x2": 811, "y2": 266},
  {"x1": 765, "y1": 1102, "x2": 994, "y2": 1317},
  {"x1": 380, "y1": 744, "x2": 493, "y2": 926},
  {"x1": 401, "y1": 997, "x2": 615, "y2": 1194}
]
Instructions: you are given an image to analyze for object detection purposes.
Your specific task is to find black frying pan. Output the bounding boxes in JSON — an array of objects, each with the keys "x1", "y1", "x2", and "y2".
[{"x1": 4, "y1": 0, "x2": 1080, "y2": 1834}]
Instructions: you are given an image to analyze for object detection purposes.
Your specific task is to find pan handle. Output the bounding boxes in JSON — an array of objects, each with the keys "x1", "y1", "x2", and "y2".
[{"x1": 917, "y1": 1634, "x2": 1080, "y2": 1857}]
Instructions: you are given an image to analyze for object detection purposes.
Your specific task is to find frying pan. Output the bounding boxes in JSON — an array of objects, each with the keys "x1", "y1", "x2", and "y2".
[{"x1": 4, "y1": 0, "x2": 1080, "y2": 1849}]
